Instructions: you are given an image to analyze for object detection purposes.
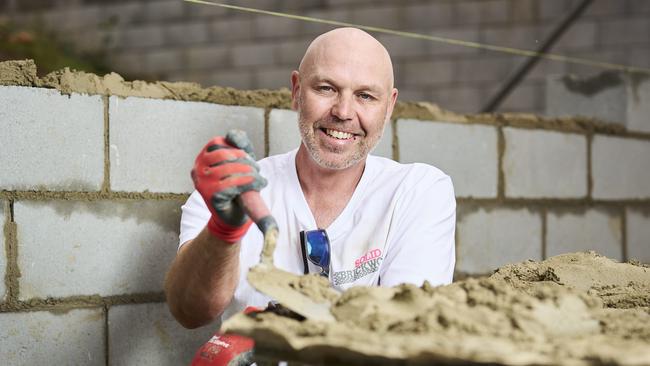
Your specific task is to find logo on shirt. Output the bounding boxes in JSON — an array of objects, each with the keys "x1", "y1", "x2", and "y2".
[
  {"x1": 355, "y1": 248, "x2": 382, "y2": 268},
  {"x1": 332, "y1": 248, "x2": 383, "y2": 286}
]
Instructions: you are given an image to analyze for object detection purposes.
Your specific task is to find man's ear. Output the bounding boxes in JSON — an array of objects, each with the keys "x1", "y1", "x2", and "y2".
[
  {"x1": 386, "y1": 87, "x2": 398, "y2": 120},
  {"x1": 290, "y1": 71, "x2": 300, "y2": 110}
]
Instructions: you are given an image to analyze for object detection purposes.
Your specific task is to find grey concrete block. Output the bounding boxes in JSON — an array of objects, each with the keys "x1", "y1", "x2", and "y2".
[
  {"x1": 373, "y1": 120, "x2": 393, "y2": 160},
  {"x1": 350, "y1": 5, "x2": 403, "y2": 29},
  {"x1": 256, "y1": 67, "x2": 292, "y2": 90},
  {"x1": 545, "y1": 73, "x2": 650, "y2": 131},
  {"x1": 454, "y1": 0, "x2": 509, "y2": 24},
  {"x1": 42, "y1": 6, "x2": 102, "y2": 33},
  {"x1": 302, "y1": 8, "x2": 351, "y2": 35},
  {"x1": 254, "y1": 15, "x2": 301, "y2": 38},
  {"x1": 277, "y1": 38, "x2": 311, "y2": 66},
  {"x1": 628, "y1": 0, "x2": 650, "y2": 13},
  {"x1": 539, "y1": 0, "x2": 570, "y2": 20},
  {"x1": 269, "y1": 109, "x2": 301, "y2": 156},
  {"x1": 377, "y1": 34, "x2": 431, "y2": 59},
  {"x1": 279, "y1": 0, "x2": 324, "y2": 11},
  {"x1": 428, "y1": 28, "x2": 481, "y2": 56},
  {"x1": 627, "y1": 76, "x2": 650, "y2": 133},
  {"x1": 403, "y1": 2, "x2": 453, "y2": 30},
  {"x1": 547, "y1": 209, "x2": 623, "y2": 261},
  {"x1": 232, "y1": 42, "x2": 276, "y2": 67},
  {"x1": 583, "y1": 0, "x2": 627, "y2": 17},
  {"x1": 397, "y1": 119, "x2": 498, "y2": 198},
  {"x1": 144, "y1": 0, "x2": 185, "y2": 22},
  {"x1": 0, "y1": 86, "x2": 104, "y2": 191},
  {"x1": 210, "y1": 18, "x2": 254, "y2": 42},
  {"x1": 102, "y1": 2, "x2": 146, "y2": 26},
  {"x1": 403, "y1": 60, "x2": 455, "y2": 86},
  {"x1": 455, "y1": 57, "x2": 515, "y2": 83},
  {"x1": 186, "y1": 45, "x2": 229, "y2": 70},
  {"x1": 0, "y1": 203, "x2": 5, "y2": 301},
  {"x1": 72, "y1": 29, "x2": 110, "y2": 54},
  {"x1": 109, "y1": 303, "x2": 216, "y2": 366},
  {"x1": 165, "y1": 22, "x2": 209, "y2": 46},
  {"x1": 548, "y1": 22, "x2": 597, "y2": 51},
  {"x1": 145, "y1": 48, "x2": 184, "y2": 74},
  {"x1": 546, "y1": 74, "x2": 623, "y2": 125},
  {"x1": 397, "y1": 88, "x2": 432, "y2": 104},
  {"x1": 492, "y1": 82, "x2": 543, "y2": 112},
  {"x1": 210, "y1": 70, "x2": 255, "y2": 90},
  {"x1": 430, "y1": 86, "x2": 482, "y2": 114},
  {"x1": 511, "y1": 0, "x2": 537, "y2": 22},
  {"x1": 110, "y1": 52, "x2": 145, "y2": 77},
  {"x1": 0, "y1": 308, "x2": 104, "y2": 365},
  {"x1": 121, "y1": 25, "x2": 165, "y2": 49},
  {"x1": 457, "y1": 206, "x2": 543, "y2": 274},
  {"x1": 482, "y1": 25, "x2": 543, "y2": 50},
  {"x1": 592, "y1": 135, "x2": 650, "y2": 200},
  {"x1": 626, "y1": 208, "x2": 650, "y2": 264},
  {"x1": 185, "y1": 0, "x2": 227, "y2": 18},
  {"x1": 599, "y1": 18, "x2": 649, "y2": 46},
  {"x1": 503, "y1": 128, "x2": 587, "y2": 198},
  {"x1": 109, "y1": 97, "x2": 265, "y2": 193},
  {"x1": 15, "y1": 200, "x2": 181, "y2": 299},
  {"x1": 564, "y1": 50, "x2": 628, "y2": 76}
]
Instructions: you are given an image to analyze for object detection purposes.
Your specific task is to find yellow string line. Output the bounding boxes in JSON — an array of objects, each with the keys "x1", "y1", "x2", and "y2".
[{"x1": 184, "y1": 0, "x2": 650, "y2": 76}]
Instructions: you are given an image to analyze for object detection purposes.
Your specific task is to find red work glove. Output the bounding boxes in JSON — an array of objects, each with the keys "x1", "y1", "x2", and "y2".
[{"x1": 191, "y1": 130, "x2": 267, "y2": 243}]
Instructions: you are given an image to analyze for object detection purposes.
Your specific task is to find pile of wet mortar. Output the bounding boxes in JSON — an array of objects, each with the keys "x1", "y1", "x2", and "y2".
[{"x1": 223, "y1": 252, "x2": 650, "y2": 366}]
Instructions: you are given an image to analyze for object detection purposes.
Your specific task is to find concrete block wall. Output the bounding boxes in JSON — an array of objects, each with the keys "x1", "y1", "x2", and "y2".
[
  {"x1": 2, "y1": 82, "x2": 650, "y2": 364},
  {"x1": 4, "y1": 0, "x2": 649, "y2": 115}
]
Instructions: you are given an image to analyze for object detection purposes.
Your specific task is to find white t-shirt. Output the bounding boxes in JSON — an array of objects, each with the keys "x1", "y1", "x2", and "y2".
[{"x1": 179, "y1": 149, "x2": 456, "y2": 320}]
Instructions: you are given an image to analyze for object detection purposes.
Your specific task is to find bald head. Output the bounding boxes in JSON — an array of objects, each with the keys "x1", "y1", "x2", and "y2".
[{"x1": 298, "y1": 27, "x2": 395, "y2": 91}]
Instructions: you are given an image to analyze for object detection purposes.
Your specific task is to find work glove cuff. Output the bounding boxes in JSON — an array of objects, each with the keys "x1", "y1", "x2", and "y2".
[{"x1": 207, "y1": 216, "x2": 253, "y2": 244}]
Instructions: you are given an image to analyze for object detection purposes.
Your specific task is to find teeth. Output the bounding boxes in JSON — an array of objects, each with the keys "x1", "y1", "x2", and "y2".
[{"x1": 325, "y1": 129, "x2": 353, "y2": 139}]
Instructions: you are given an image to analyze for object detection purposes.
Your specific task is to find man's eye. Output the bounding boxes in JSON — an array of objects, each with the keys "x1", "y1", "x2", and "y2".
[
  {"x1": 358, "y1": 93, "x2": 374, "y2": 100},
  {"x1": 317, "y1": 85, "x2": 334, "y2": 92}
]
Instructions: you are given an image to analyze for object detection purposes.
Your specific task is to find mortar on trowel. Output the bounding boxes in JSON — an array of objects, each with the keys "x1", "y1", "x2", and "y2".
[{"x1": 239, "y1": 190, "x2": 337, "y2": 322}]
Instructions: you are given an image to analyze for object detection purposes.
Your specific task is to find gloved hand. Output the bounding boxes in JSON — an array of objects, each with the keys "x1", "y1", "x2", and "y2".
[
  {"x1": 190, "y1": 333, "x2": 254, "y2": 366},
  {"x1": 190, "y1": 307, "x2": 261, "y2": 366},
  {"x1": 191, "y1": 130, "x2": 267, "y2": 244}
]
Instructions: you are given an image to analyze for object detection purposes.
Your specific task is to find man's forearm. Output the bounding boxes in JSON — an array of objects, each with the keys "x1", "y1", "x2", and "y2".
[{"x1": 164, "y1": 226, "x2": 240, "y2": 329}]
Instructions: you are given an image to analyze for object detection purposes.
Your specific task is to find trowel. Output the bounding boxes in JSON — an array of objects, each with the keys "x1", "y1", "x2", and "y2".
[{"x1": 239, "y1": 191, "x2": 336, "y2": 322}]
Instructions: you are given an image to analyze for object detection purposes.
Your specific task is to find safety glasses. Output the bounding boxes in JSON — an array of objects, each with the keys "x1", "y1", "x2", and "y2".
[{"x1": 300, "y1": 229, "x2": 330, "y2": 277}]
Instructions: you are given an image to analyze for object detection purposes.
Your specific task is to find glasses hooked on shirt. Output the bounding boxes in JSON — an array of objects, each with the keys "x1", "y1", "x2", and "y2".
[{"x1": 300, "y1": 229, "x2": 331, "y2": 277}]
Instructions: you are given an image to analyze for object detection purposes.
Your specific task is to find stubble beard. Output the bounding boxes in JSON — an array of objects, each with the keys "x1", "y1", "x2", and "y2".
[{"x1": 297, "y1": 99, "x2": 385, "y2": 170}]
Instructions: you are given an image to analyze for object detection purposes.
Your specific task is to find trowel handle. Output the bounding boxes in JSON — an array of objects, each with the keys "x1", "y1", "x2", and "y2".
[{"x1": 238, "y1": 190, "x2": 277, "y2": 235}]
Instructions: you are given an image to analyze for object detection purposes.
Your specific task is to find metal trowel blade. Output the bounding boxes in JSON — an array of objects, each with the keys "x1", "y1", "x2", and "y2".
[{"x1": 247, "y1": 264, "x2": 335, "y2": 322}]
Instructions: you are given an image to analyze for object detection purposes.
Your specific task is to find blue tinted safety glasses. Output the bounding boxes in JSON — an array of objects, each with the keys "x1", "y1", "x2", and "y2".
[{"x1": 300, "y1": 229, "x2": 330, "y2": 277}]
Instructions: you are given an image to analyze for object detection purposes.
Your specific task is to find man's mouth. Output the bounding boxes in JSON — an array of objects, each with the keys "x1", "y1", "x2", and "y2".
[{"x1": 321, "y1": 128, "x2": 355, "y2": 140}]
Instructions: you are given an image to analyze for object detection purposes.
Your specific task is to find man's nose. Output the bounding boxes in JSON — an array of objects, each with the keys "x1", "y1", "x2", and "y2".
[{"x1": 331, "y1": 94, "x2": 354, "y2": 121}]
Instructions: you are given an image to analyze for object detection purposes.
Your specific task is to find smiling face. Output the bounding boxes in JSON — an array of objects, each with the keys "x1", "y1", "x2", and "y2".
[{"x1": 292, "y1": 28, "x2": 398, "y2": 170}]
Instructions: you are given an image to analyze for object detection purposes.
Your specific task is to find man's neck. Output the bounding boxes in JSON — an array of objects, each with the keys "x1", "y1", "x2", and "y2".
[{"x1": 295, "y1": 145, "x2": 366, "y2": 228}]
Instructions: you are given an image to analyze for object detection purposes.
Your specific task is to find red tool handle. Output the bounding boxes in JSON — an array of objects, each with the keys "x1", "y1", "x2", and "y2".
[{"x1": 238, "y1": 190, "x2": 271, "y2": 227}]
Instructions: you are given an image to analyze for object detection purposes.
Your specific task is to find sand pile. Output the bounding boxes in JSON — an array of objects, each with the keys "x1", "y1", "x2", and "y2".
[{"x1": 222, "y1": 252, "x2": 650, "y2": 365}]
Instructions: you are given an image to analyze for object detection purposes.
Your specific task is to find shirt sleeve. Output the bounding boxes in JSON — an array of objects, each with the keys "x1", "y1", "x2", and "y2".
[
  {"x1": 179, "y1": 190, "x2": 211, "y2": 248},
  {"x1": 379, "y1": 170, "x2": 456, "y2": 287}
]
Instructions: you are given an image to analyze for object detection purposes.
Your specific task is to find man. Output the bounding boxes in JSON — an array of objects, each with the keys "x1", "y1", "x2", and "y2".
[{"x1": 165, "y1": 27, "x2": 456, "y2": 330}]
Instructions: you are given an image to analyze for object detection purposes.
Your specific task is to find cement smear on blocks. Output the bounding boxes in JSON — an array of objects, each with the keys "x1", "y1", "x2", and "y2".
[
  {"x1": 223, "y1": 252, "x2": 650, "y2": 366},
  {"x1": 0, "y1": 59, "x2": 625, "y2": 134}
]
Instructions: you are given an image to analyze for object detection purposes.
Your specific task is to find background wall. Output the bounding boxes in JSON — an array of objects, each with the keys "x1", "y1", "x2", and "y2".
[
  {"x1": 2, "y1": 0, "x2": 649, "y2": 114},
  {"x1": 1, "y1": 73, "x2": 649, "y2": 364}
]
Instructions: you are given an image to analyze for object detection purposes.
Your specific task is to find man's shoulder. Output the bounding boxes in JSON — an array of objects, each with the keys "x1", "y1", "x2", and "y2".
[
  {"x1": 257, "y1": 149, "x2": 296, "y2": 176},
  {"x1": 367, "y1": 154, "x2": 450, "y2": 183}
]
